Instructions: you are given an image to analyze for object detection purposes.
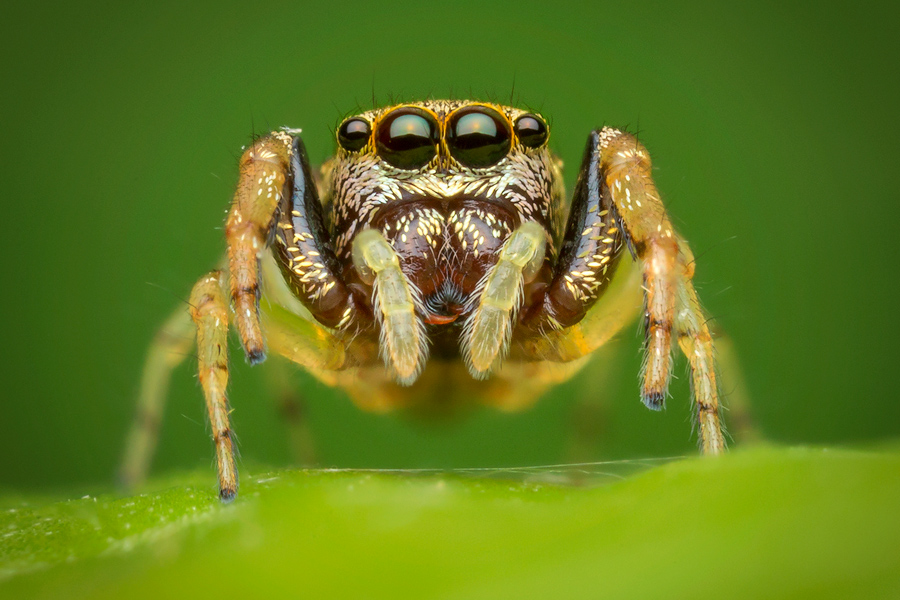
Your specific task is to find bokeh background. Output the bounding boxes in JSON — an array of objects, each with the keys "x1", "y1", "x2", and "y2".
[{"x1": 1, "y1": 1, "x2": 897, "y2": 492}]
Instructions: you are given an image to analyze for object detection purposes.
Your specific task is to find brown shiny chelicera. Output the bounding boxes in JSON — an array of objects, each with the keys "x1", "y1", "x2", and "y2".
[{"x1": 121, "y1": 100, "x2": 726, "y2": 501}]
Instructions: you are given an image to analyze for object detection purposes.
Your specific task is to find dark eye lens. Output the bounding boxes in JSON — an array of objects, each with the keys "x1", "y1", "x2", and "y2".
[
  {"x1": 338, "y1": 118, "x2": 371, "y2": 152},
  {"x1": 447, "y1": 107, "x2": 511, "y2": 168},
  {"x1": 514, "y1": 114, "x2": 548, "y2": 148},
  {"x1": 376, "y1": 108, "x2": 439, "y2": 169}
]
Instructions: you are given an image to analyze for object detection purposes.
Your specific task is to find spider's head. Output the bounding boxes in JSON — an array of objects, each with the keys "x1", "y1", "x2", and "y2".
[{"x1": 329, "y1": 100, "x2": 560, "y2": 330}]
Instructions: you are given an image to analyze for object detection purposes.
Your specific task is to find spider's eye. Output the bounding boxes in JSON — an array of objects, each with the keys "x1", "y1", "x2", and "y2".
[
  {"x1": 447, "y1": 107, "x2": 511, "y2": 168},
  {"x1": 338, "y1": 118, "x2": 371, "y2": 152},
  {"x1": 514, "y1": 114, "x2": 548, "y2": 148},
  {"x1": 376, "y1": 108, "x2": 439, "y2": 169}
]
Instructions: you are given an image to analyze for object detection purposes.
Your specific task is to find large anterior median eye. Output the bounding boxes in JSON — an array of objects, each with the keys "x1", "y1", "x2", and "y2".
[
  {"x1": 376, "y1": 108, "x2": 439, "y2": 169},
  {"x1": 447, "y1": 106, "x2": 511, "y2": 168}
]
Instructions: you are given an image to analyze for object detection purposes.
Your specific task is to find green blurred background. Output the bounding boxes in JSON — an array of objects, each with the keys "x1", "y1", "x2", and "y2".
[{"x1": 1, "y1": 0, "x2": 897, "y2": 492}]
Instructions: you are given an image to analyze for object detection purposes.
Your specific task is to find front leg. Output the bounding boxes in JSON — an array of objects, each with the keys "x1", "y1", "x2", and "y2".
[
  {"x1": 599, "y1": 129, "x2": 724, "y2": 454},
  {"x1": 226, "y1": 131, "x2": 294, "y2": 364},
  {"x1": 525, "y1": 128, "x2": 725, "y2": 455},
  {"x1": 227, "y1": 131, "x2": 365, "y2": 364}
]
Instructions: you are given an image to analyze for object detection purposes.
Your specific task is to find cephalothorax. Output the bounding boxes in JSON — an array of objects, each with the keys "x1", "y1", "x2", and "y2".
[{"x1": 121, "y1": 100, "x2": 725, "y2": 501}]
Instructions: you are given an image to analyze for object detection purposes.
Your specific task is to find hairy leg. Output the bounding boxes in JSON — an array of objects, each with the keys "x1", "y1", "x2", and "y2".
[
  {"x1": 673, "y1": 245, "x2": 724, "y2": 453},
  {"x1": 521, "y1": 128, "x2": 726, "y2": 454},
  {"x1": 227, "y1": 133, "x2": 363, "y2": 364},
  {"x1": 599, "y1": 130, "x2": 724, "y2": 453},
  {"x1": 226, "y1": 132, "x2": 293, "y2": 364},
  {"x1": 190, "y1": 271, "x2": 238, "y2": 501}
]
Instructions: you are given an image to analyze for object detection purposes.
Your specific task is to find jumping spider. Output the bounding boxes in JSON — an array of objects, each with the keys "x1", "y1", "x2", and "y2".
[{"x1": 121, "y1": 100, "x2": 725, "y2": 502}]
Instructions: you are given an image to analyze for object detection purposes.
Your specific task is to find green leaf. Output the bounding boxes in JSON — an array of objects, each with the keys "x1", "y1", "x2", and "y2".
[{"x1": 1, "y1": 446, "x2": 898, "y2": 599}]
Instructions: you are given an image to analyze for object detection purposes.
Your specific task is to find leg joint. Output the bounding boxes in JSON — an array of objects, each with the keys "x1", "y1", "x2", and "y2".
[
  {"x1": 214, "y1": 428, "x2": 233, "y2": 444},
  {"x1": 645, "y1": 315, "x2": 673, "y2": 331}
]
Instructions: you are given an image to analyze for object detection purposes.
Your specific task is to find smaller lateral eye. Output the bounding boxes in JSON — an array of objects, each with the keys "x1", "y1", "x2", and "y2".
[
  {"x1": 514, "y1": 114, "x2": 548, "y2": 148},
  {"x1": 338, "y1": 118, "x2": 371, "y2": 152}
]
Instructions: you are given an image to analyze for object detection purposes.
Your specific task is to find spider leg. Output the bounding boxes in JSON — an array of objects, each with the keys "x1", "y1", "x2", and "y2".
[
  {"x1": 674, "y1": 241, "x2": 725, "y2": 453},
  {"x1": 562, "y1": 341, "x2": 623, "y2": 464},
  {"x1": 226, "y1": 132, "x2": 294, "y2": 364},
  {"x1": 516, "y1": 128, "x2": 637, "y2": 365},
  {"x1": 124, "y1": 131, "x2": 363, "y2": 499},
  {"x1": 599, "y1": 129, "x2": 724, "y2": 453},
  {"x1": 190, "y1": 271, "x2": 238, "y2": 501},
  {"x1": 522, "y1": 128, "x2": 725, "y2": 454},
  {"x1": 521, "y1": 134, "x2": 626, "y2": 333},
  {"x1": 262, "y1": 356, "x2": 318, "y2": 466},
  {"x1": 119, "y1": 303, "x2": 195, "y2": 490},
  {"x1": 227, "y1": 133, "x2": 364, "y2": 365},
  {"x1": 710, "y1": 328, "x2": 760, "y2": 444}
]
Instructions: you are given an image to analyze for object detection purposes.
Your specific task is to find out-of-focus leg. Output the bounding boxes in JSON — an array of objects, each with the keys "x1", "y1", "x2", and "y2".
[
  {"x1": 712, "y1": 329, "x2": 760, "y2": 444},
  {"x1": 262, "y1": 356, "x2": 318, "y2": 466},
  {"x1": 119, "y1": 304, "x2": 195, "y2": 490},
  {"x1": 563, "y1": 342, "x2": 623, "y2": 464}
]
